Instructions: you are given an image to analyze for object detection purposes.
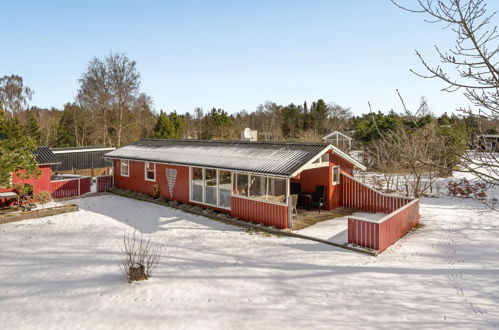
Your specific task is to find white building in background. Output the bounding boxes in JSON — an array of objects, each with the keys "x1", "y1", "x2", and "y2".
[{"x1": 322, "y1": 130, "x2": 353, "y2": 151}]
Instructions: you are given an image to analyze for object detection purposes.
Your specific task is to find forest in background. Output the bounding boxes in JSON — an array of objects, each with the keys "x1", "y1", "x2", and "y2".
[{"x1": 0, "y1": 52, "x2": 497, "y2": 150}]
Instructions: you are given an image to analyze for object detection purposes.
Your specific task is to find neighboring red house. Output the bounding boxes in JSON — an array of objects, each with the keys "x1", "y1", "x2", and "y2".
[
  {"x1": 1, "y1": 147, "x2": 93, "y2": 200},
  {"x1": 0, "y1": 146, "x2": 61, "y2": 195},
  {"x1": 105, "y1": 139, "x2": 366, "y2": 229}
]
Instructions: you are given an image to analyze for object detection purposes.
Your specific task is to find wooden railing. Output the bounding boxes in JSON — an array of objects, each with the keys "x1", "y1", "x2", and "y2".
[
  {"x1": 231, "y1": 196, "x2": 289, "y2": 229},
  {"x1": 342, "y1": 173, "x2": 420, "y2": 253},
  {"x1": 341, "y1": 173, "x2": 413, "y2": 213}
]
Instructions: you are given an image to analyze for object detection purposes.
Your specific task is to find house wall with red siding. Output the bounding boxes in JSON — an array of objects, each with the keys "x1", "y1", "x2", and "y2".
[
  {"x1": 290, "y1": 150, "x2": 354, "y2": 210},
  {"x1": 0, "y1": 165, "x2": 52, "y2": 195},
  {"x1": 347, "y1": 200, "x2": 420, "y2": 252},
  {"x1": 113, "y1": 159, "x2": 190, "y2": 203},
  {"x1": 231, "y1": 196, "x2": 289, "y2": 229}
]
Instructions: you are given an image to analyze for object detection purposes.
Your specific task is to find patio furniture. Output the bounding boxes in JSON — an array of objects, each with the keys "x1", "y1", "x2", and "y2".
[
  {"x1": 311, "y1": 185, "x2": 325, "y2": 213},
  {"x1": 298, "y1": 193, "x2": 313, "y2": 209},
  {"x1": 0, "y1": 192, "x2": 20, "y2": 211}
]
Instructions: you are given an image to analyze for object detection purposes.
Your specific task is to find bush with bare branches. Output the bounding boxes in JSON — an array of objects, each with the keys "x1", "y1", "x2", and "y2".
[{"x1": 120, "y1": 229, "x2": 162, "y2": 282}]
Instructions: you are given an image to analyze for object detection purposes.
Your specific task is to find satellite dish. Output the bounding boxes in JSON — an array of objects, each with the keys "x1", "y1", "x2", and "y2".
[{"x1": 243, "y1": 127, "x2": 252, "y2": 140}]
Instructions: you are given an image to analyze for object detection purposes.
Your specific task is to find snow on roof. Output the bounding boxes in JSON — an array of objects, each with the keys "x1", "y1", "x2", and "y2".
[{"x1": 105, "y1": 139, "x2": 365, "y2": 176}]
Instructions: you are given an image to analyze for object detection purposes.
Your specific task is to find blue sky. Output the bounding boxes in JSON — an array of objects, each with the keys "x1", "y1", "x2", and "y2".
[{"x1": 2, "y1": 0, "x2": 497, "y2": 115}]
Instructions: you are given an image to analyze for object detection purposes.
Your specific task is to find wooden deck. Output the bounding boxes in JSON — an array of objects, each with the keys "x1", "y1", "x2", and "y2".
[{"x1": 291, "y1": 207, "x2": 355, "y2": 230}]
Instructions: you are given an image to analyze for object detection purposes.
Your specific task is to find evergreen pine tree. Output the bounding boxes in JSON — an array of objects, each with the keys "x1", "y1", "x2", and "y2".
[
  {"x1": 0, "y1": 107, "x2": 40, "y2": 187},
  {"x1": 26, "y1": 114, "x2": 41, "y2": 144},
  {"x1": 151, "y1": 111, "x2": 176, "y2": 138}
]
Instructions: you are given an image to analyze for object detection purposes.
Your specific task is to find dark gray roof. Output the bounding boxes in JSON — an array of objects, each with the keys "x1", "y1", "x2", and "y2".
[
  {"x1": 105, "y1": 139, "x2": 331, "y2": 176},
  {"x1": 34, "y1": 146, "x2": 61, "y2": 165},
  {"x1": 51, "y1": 146, "x2": 115, "y2": 153},
  {"x1": 51, "y1": 148, "x2": 113, "y2": 171}
]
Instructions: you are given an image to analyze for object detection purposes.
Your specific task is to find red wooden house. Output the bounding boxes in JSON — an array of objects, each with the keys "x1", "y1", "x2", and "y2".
[
  {"x1": 105, "y1": 139, "x2": 365, "y2": 227},
  {"x1": 106, "y1": 139, "x2": 420, "y2": 253}
]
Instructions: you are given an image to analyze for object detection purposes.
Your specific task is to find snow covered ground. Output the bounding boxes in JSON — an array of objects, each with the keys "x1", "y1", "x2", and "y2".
[
  {"x1": 292, "y1": 211, "x2": 386, "y2": 245},
  {"x1": 1, "y1": 194, "x2": 498, "y2": 329}
]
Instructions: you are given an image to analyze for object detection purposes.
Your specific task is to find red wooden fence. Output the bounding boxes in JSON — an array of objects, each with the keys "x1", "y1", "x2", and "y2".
[
  {"x1": 342, "y1": 173, "x2": 420, "y2": 252},
  {"x1": 97, "y1": 175, "x2": 114, "y2": 192},
  {"x1": 341, "y1": 173, "x2": 413, "y2": 213},
  {"x1": 348, "y1": 199, "x2": 420, "y2": 252},
  {"x1": 50, "y1": 177, "x2": 91, "y2": 198},
  {"x1": 231, "y1": 196, "x2": 289, "y2": 229}
]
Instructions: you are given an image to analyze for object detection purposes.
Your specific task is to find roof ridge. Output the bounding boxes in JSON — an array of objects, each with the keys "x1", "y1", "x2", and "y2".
[{"x1": 139, "y1": 138, "x2": 327, "y2": 146}]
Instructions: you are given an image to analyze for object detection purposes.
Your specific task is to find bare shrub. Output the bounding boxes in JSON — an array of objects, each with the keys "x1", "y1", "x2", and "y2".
[
  {"x1": 120, "y1": 229, "x2": 162, "y2": 282},
  {"x1": 36, "y1": 191, "x2": 52, "y2": 211}
]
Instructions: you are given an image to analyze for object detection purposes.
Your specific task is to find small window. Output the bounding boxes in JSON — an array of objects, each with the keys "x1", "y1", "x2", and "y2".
[
  {"x1": 121, "y1": 160, "x2": 129, "y2": 177},
  {"x1": 145, "y1": 162, "x2": 155, "y2": 181},
  {"x1": 332, "y1": 166, "x2": 340, "y2": 185},
  {"x1": 321, "y1": 153, "x2": 329, "y2": 163}
]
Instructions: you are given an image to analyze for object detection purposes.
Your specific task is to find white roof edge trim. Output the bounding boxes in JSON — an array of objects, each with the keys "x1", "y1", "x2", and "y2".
[
  {"x1": 290, "y1": 145, "x2": 333, "y2": 177},
  {"x1": 104, "y1": 156, "x2": 290, "y2": 178},
  {"x1": 290, "y1": 144, "x2": 365, "y2": 177},
  {"x1": 52, "y1": 148, "x2": 116, "y2": 154}
]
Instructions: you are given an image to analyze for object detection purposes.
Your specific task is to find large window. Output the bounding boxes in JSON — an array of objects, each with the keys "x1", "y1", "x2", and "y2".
[
  {"x1": 267, "y1": 177, "x2": 287, "y2": 203},
  {"x1": 249, "y1": 175, "x2": 267, "y2": 200},
  {"x1": 234, "y1": 173, "x2": 287, "y2": 204},
  {"x1": 190, "y1": 168, "x2": 232, "y2": 209},
  {"x1": 191, "y1": 167, "x2": 203, "y2": 202},
  {"x1": 145, "y1": 162, "x2": 155, "y2": 181},
  {"x1": 218, "y1": 171, "x2": 232, "y2": 208},
  {"x1": 205, "y1": 169, "x2": 217, "y2": 205},
  {"x1": 235, "y1": 173, "x2": 249, "y2": 197},
  {"x1": 121, "y1": 160, "x2": 129, "y2": 177}
]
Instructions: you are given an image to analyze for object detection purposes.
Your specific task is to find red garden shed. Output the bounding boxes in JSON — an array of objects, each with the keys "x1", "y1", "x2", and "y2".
[
  {"x1": 105, "y1": 139, "x2": 420, "y2": 252},
  {"x1": 1, "y1": 147, "x2": 93, "y2": 200}
]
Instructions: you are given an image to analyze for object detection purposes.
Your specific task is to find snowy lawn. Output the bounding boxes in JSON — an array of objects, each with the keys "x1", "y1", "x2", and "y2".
[
  {"x1": 292, "y1": 211, "x2": 386, "y2": 244},
  {"x1": 0, "y1": 194, "x2": 498, "y2": 329}
]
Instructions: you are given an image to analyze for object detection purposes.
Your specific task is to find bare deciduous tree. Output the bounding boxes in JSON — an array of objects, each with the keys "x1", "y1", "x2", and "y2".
[
  {"x1": 120, "y1": 229, "x2": 162, "y2": 282},
  {"x1": 0, "y1": 75, "x2": 33, "y2": 117},
  {"x1": 391, "y1": 0, "x2": 499, "y2": 191}
]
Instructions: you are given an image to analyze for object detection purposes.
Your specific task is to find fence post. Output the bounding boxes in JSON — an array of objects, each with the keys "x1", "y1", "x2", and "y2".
[
  {"x1": 287, "y1": 195, "x2": 293, "y2": 229},
  {"x1": 78, "y1": 178, "x2": 81, "y2": 196}
]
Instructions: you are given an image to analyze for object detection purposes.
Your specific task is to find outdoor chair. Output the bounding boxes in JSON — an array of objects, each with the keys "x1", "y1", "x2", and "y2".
[
  {"x1": 311, "y1": 185, "x2": 325, "y2": 213},
  {"x1": 291, "y1": 194, "x2": 298, "y2": 218}
]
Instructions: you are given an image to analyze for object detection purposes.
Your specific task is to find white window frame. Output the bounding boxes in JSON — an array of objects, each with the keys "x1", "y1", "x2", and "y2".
[
  {"x1": 332, "y1": 165, "x2": 340, "y2": 185},
  {"x1": 233, "y1": 172, "x2": 288, "y2": 206},
  {"x1": 121, "y1": 160, "x2": 129, "y2": 177},
  {"x1": 188, "y1": 167, "x2": 232, "y2": 210},
  {"x1": 144, "y1": 161, "x2": 156, "y2": 182}
]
